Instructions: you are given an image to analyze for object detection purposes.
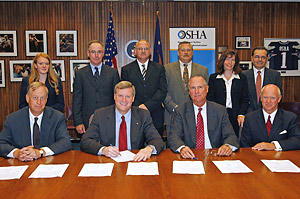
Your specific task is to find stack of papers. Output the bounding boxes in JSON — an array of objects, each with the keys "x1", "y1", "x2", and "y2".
[
  {"x1": 261, "y1": 160, "x2": 300, "y2": 172},
  {"x1": 29, "y1": 164, "x2": 69, "y2": 178},
  {"x1": 126, "y1": 162, "x2": 159, "y2": 175},
  {"x1": 0, "y1": 165, "x2": 28, "y2": 180},
  {"x1": 173, "y1": 161, "x2": 205, "y2": 174},
  {"x1": 111, "y1": 150, "x2": 135, "y2": 162},
  {"x1": 213, "y1": 160, "x2": 253, "y2": 173},
  {"x1": 78, "y1": 163, "x2": 114, "y2": 177}
]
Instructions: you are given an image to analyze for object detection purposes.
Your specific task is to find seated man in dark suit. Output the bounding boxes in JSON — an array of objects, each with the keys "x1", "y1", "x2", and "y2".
[
  {"x1": 80, "y1": 81, "x2": 164, "y2": 162},
  {"x1": 0, "y1": 82, "x2": 71, "y2": 161},
  {"x1": 241, "y1": 84, "x2": 300, "y2": 151},
  {"x1": 168, "y1": 76, "x2": 239, "y2": 159}
]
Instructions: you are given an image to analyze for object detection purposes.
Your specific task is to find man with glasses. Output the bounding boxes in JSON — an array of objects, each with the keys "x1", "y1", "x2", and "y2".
[
  {"x1": 243, "y1": 46, "x2": 282, "y2": 113},
  {"x1": 164, "y1": 41, "x2": 209, "y2": 135},
  {"x1": 121, "y1": 39, "x2": 167, "y2": 136},
  {"x1": 73, "y1": 40, "x2": 120, "y2": 133}
]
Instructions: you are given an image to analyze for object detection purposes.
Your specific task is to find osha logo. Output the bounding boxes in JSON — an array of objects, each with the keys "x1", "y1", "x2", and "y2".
[{"x1": 177, "y1": 30, "x2": 207, "y2": 40}]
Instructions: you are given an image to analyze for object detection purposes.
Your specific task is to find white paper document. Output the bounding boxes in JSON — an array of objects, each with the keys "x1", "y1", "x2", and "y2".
[
  {"x1": 0, "y1": 165, "x2": 29, "y2": 180},
  {"x1": 111, "y1": 150, "x2": 135, "y2": 162},
  {"x1": 173, "y1": 161, "x2": 205, "y2": 174},
  {"x1": 78, "y1": 163, "x2": 114, "y2": 177},
  {"x1": 126, "y1": 162, "x2": 159, "y2": 175},
  {"x1": 29, "y1": 164, "x2": 69, "y2": 178},
  {"x1": 261, "y1": 160, "x2": 300, "y2": 172},
  {"x1": 213, "y1": 160, "x2": 253, "y2": 173}
]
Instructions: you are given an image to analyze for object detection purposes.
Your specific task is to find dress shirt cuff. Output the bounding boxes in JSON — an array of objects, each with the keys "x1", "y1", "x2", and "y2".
[
  {"x1": 7, "y1": 149, "x2": 17, "y2": 158},
  {"x1": 98, "y1": 146, "x2": 105, "y2": 155},
  {"x1": 147, "y1": 145, "x2": 157, "y2": 155},
  {"x1": 42, "y1": 147, "x2": 54, "y2": 156},
  {"x1": 176, "y1": 145, "x2": 185, "y2": 153},
  {"x1": 225, "y1": 144, "x2": 238, "y2": 152},
  {"x1": 271, "y1": 141, "x2": 282, "y2": 151}
]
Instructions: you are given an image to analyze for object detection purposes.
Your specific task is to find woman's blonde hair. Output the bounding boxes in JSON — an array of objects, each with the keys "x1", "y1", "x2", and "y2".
[{"x1": 29, "y1": 53, "x2": 59, "y2": 95}]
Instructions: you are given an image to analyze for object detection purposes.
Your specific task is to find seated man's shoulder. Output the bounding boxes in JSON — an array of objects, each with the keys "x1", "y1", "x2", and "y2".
[{"x1": 45, "y1": 107, "x2": 65, "y2": 119}]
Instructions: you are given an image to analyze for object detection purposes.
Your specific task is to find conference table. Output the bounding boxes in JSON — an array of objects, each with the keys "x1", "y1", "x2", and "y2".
[{"x1": 1, "y1": 148, "x2": 300, "y2": 199}]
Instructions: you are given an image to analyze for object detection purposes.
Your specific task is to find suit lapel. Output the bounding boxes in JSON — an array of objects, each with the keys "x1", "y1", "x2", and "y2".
[
  {"x1": 186, "y1": 101, "x2": 197, "y2": 147},
  {"x1": 21, "y1": 108, "x2": 31, "y2": 146},
  {"x1": 85, "y1": 65, "x2": 98, "y2": 89},
  {"x1": 132, "y1": 61, "x2": 144, "y2": 82},
  {"x1": 173, "y1": 61, "x2": 185, "y2": 91},
  {"x1": 144, "y1": 61, "x2": 154, "y2": 82},
  {"x1": 97, "y1": 65, "x2": 107, "y2": 90},
  {"x1": 269, "y1": 109, "x2": 283, "y2": 139},
  {"x1": 248, "y1": 69, "x2": 258, "y2": 108},
  {"x1": 206, "y1": 102, "x2": 216, "y2": 145},
  {"x1": 130, "y1": 108, "x2": 139, "y2": 149},
  {"x1": 40, "y1": 107, "x2": 51, "y2": 147},
  {"x1": 107, "y1": 107, "x2": 116, "y2": 145},
  {"x1": 256, "y1": 110, "x2": 269, "y2": 140}
]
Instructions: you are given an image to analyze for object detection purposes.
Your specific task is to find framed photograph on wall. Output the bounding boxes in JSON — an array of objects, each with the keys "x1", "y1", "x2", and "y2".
[
  {"x1": 0, "y1": 30, "x2": 17, "y2": 56},
  {"x1": 70, "y1": 60, "x2": 89, "y2": 92},
  {"x1": 56, "y1": 30, "x2": 78, "y2": 56},
  {"x1": 25, "y1": 30, "x2": 47, "y2": 56},
  {"x1": 264, "y1": 38, "x2": 300, "y2": 76},
  {"x1": 9, "y1": 60, "x2": 32, "y2": 82},
  {"x1": 52, "y1": 60, "x2": 65, "y2": 81},
  {"x1": 0, "y1": 60, "x2": 5, "y2": 87},
  {"x1": 239, "y1": 61, "x2": 252, "y2": 71},
  {"x1": 235, "y1": 36, "x2": 251, "y2": 49}
]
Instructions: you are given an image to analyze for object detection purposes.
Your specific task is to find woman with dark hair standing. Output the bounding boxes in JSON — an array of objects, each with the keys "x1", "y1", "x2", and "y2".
[
  {"x1": 207, "y1": 50, "x2": 249, "y2": 137},
  {"x1": 19, "y1": 53, "x2": 65, "y2": 112}
]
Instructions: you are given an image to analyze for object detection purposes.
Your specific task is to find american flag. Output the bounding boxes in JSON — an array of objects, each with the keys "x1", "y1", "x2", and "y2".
[{"x1": 104, "y1": 9, "x2": 118, "y2": 69}]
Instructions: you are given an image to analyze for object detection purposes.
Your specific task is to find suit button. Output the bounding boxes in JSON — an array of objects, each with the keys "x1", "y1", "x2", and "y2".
[{"x1": 144, "y1": 85, "x2": 146, "y2": 87}]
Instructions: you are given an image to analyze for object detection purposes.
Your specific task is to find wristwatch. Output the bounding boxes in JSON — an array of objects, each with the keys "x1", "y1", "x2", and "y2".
[{"x1": 39, "y1": 149, "x2": 44, "y2": 158}]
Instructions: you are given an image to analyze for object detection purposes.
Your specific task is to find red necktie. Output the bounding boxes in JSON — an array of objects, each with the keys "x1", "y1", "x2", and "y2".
[
  {"x1": 196, "y1": 108, "x2": 205, "y2": 149},
  {"x1": 266, "y1": 115, "x2": 272, "y2": 136},
  {"x1": 119, "y1": 116, "x2": 127, "y2": 151},
  {"x1": 256, "y1": 71, "x2": 262, "y2": 104}
]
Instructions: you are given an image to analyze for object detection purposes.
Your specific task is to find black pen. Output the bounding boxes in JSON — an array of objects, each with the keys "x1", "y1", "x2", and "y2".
[{"x1": 110, "y1": 144, "x2": 122, "y2": 156}]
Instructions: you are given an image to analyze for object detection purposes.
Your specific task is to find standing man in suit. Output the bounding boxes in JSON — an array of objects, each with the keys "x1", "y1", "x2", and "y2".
[
  {"x1": 121, "y1": 39, "x2": 167, "y2": 136},
  {"x1": 241, "y1": 84, "x2": 300, "y2": 151},
  {"x1": 80, "y1": 81, "x2": 164, "y2": 161},
  {"x1": 168, "y1": 76, "x2": 239, "y2": 159},
  {"x1": 73, "y1": 40, "x2": 120, "y2": 134},
  {"x1": 243, "y1": 46, "x2": 282, "y2": 113},
  {"x1": 164, "y1": 41, "x2": 209, "y2": 134},
  {"x1": 0, "y1": 82, "x2": 71, "y2": 161}
]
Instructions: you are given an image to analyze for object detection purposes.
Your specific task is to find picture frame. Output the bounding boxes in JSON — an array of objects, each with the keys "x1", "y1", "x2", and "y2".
[
  {"x1": 239, "y1": 61, "x2": 252, "y2": 71},
  {"x1": 0, "y1": 60, "x2": 5, "y2": 87},
  {"x1": 235, "y1": 36, "x2": 251, "y2": 49},
  {"x1": 52, "y1": 60, "x2": 65, "y2": 81},
  {"x1": 25, "y1": 30, "x2": 47, "y2": 56},
  {"x1": 0, "y1": 30, "x2": 17, "y2": 56},
  {"x1": 56, "y1": 30, "x2": 78, "y2": 56},
  {"x1": 70, "y1": 60, "x2": 89, "y2": 92},
  {"x1": 264, "y1": 38, "x2": 300, "y2": 76},
  {"x1": 9, "y1": 60, "x2": 32, "y2": 82}
]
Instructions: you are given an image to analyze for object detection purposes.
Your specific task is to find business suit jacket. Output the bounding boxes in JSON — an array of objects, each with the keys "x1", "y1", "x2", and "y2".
[
  {"x1": 121, "y1": 60, "x2": 167, "y2": 130},
  {"x1": 168, "y1": 100, "x2": 239, "y2": 152},
  {"x1": 80, "y1": 105, "x2": 164, "y2": 155},
  {"x1": 19, "y1": 76, "x2": 65, "y2": 112},
  {"x1": 164, "y1": 61, "x2": 209, "y2": 128},
  {"x1": 207, "y1": 73, "x2": 249, "y2": 122},
  {"x1": 73, "y1": 64, "x2": 120, "y2": 129},
  {"x1": 0, "y1": 107, "x2": 71, "y2": 157},
  {"x1": 241, "y1": 108, "x2": 300, "y2": 151},
  {"x1": 243, "y1": 68, "x2": 282, "y2": 113}
]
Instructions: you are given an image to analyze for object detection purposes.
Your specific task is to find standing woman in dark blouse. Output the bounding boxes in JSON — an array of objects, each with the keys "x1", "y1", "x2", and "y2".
[
  {"x1": 19, "y1": 53, "x2": 65, "y2": 112},
  {"x1": 207, "y1": 50, "x2": 249, "y2": 137}
]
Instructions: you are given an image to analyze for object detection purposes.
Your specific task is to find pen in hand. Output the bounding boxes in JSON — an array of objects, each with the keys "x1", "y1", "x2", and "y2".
[{"x1": 110, "y1": 144, "x2": 122, "y2": 156}]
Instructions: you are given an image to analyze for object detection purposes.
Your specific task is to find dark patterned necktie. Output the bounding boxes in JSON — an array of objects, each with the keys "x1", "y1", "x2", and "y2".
[
  {"x1": 256, "y1": 71, "x2": 261, "y2": 104},
  {"x1": 183, "y1": 64, "x2": 189, "y2": 91},
  {"x1": 94, "y1": 67, "x2": 100, "y2": 82},
  {"x1": 33, "y1": 117, "x2": 40, "y2": 148}
]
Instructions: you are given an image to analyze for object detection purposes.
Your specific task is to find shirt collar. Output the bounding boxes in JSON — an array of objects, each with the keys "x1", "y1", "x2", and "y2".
[
  {"x1": 262, "y1": 108, "x2": 277, "y2": 123},
  {"x1": 179, "y1": 60, "x2": 192, "y2": 67},
  {"x1": 216, "y1": 73, "x2": 240, "y2": 80},
  {"x1": 253, "y1": 66, "x2": 265, "y2": 74},
  {"x1": 193, "y1": 101, "x2": 207, "y2": 113},
  {"x1": 137, "y1": 59, "x2": 149, "y2": 68},
  {"x1": 90, "y1": 62, "x2": 102, "y2": 71},
  {"x1": 29, "y1": 109, "x2": 44, "y2": 122}
]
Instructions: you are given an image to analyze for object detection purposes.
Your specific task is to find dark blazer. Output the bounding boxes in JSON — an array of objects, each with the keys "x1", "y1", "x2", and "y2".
[
  {"x1": 121, "y1": 60, "x2": 167, "y2": 130},
  {"x1": 164, "y1": 61, "x2": 209, "y2": 128},
  {"x1": 168, "y1": 100, "x2": 239, "y2": 152},
  {"x1": 207, "y1": 73, "x2": 249, "y2": 120},
  {"x1": 241, "y1": 108, "x2": 300, "y2": 151},
  {"x1": 243, "y1": 68, "x2": 282, "y2": 113},
  {"x1": 72, "y1": 64, "x2": 120, "y2": 129},
  {"x1": 19, "y1": 76, "x2": 65, "y2": 112},
  {"x1": 80, "y1": 105, "x2": 164, "y2": 155},
  {"x1": 0, "y1": 107, "x2": 71, "y2": 157}
]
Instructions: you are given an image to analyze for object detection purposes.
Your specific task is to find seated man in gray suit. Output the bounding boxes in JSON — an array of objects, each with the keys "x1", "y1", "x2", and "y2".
[
  {"x1": 164, "y1": 41, "x2": 209, "y2": 134},
  {"x1": 241, "y1": 84, "x2": 300, "y2": 151},
  {"x1": 0, "y1": 82, "x2": 71, "y2": 161},
  {"x1": 80, "y1": 81, "x2": 164, "y2": 162},
  {"x1": 168, "y1": 76, "x2": 239, "y2": 159}
]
